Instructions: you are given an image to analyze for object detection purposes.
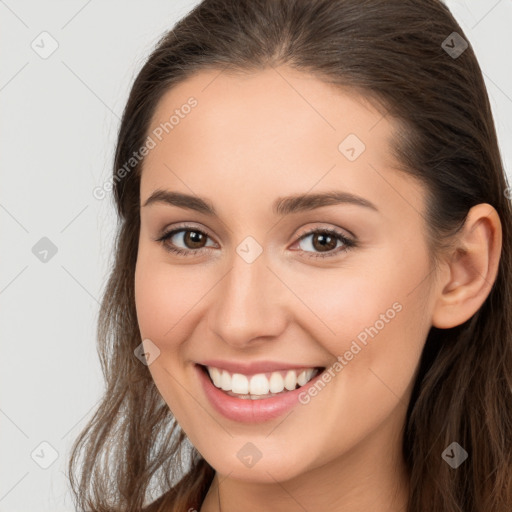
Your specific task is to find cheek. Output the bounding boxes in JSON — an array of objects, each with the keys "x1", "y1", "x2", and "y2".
[
  {"x1": 134, "y1": 262, "x2": 171, "y2": 341},
  {"x1": 134, "y1": 254, "x2": 206, "y2": 418},
  {"x1": 286, "y1": 245, "x2": 431, "y2": 384},
  {"x1": 134, "y1": 250, "x2": 204, "y2": 342}
]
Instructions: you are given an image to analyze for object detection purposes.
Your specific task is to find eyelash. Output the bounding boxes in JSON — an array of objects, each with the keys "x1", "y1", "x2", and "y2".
[{"x1": 155, "y1": 224, "x2": 357, "y2": 259}]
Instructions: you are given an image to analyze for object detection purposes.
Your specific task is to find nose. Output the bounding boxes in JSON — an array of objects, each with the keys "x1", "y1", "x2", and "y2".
[{"x1": 207, "y1": 248, "x2": 289, "y2": 348}]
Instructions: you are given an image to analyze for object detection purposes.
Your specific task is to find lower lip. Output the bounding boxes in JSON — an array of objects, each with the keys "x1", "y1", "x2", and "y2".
[{"x1": 196, "y1": 364, "x2": 325, "y2": 423}]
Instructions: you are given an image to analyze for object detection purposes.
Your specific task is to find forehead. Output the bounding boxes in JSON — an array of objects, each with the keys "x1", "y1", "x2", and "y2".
[
  {"x1": 145, "y1": 66, "x2": 389, "y2": 157},
  {"x1": 140, "y1": 66, "x2": 424, "y2": 222}
]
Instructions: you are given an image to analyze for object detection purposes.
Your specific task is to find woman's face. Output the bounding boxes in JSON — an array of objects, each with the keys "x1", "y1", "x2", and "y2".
[{"x1": 135, "y1": 66, "x2": 437, "y2": 483}]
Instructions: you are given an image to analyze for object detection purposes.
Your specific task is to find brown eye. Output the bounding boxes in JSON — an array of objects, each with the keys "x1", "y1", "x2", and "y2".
[
  {"x1": 182, "y1": 230, "x2": 207, "y2": 249},
  {"x1": 156, "y1": 225, "x2": 357, "y2": 259},
  {"x1": 295, "y1": 228, "x2": 356, "y2": 259},
  {"x1": 156, "y1": 227, "x2": 216, "y2": 256},
  {"x1": 310, "y1": 232, "x2": 338, "y2": 252}
]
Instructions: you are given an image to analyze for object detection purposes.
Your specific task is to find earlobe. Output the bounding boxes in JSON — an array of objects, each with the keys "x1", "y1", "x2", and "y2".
[{"x1": 431, "y1": 203, "x2": 502, "y2": 329}]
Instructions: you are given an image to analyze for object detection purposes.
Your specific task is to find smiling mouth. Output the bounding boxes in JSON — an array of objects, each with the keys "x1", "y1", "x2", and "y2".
[{"x1": 198, "y1": 364, "x2": 325, "y2": 400}]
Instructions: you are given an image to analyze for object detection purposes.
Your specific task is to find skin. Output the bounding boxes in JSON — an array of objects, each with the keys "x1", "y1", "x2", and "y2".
[{"x1": 134, "y1": 66, "x2": 502, "y2": 512}]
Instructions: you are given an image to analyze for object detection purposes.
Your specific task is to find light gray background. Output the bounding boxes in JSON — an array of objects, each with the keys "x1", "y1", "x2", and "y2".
[{"x1": 1, "y1": 1, "x2": 511, "y2": 511}]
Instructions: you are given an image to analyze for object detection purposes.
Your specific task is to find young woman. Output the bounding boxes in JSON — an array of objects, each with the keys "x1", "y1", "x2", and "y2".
[{"x1": 68, "y1": 1, "x2": 512, "y2": 511}]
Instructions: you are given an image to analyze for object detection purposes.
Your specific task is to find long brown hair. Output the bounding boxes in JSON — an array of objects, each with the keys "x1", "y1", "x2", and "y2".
[{"x1": 68, "y1": 1, "x2": 512, "y2": 510}]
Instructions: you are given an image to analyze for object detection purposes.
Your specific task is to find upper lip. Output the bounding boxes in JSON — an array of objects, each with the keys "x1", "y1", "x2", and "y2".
[{"x1": 197, "y1": 359, "x2": 324, "y2": 375}]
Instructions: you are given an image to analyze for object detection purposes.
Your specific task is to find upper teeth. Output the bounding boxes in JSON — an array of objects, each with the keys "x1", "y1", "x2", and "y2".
[{"x1": 206, "y1": 366, "x2": 319, "y2": 395}]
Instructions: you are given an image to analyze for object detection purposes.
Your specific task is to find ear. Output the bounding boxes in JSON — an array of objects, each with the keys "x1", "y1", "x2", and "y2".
[{"x1": 431, "y1": 203, "x2": 502, "y2": 329}]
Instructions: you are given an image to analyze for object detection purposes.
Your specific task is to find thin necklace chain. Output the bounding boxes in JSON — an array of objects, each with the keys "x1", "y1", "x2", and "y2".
[
  {"x1": 217, "y1": 479, "x2": 222, "y2": 512},
  {"x1": 202, "y1": 474, "x2": 222, "y2": 512}
]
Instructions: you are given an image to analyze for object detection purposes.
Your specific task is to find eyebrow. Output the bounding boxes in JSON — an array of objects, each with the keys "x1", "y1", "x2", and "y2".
[{"x1": 142, "y1": 189, "x2": 379, "y2": 215}]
